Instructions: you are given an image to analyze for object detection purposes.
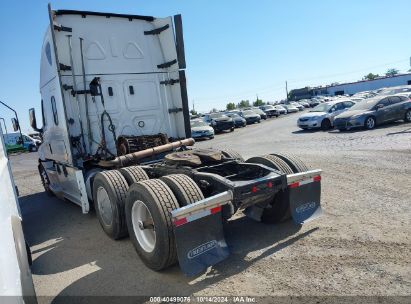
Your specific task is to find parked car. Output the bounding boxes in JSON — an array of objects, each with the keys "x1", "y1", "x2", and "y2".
[
  {"x1": 308, "y1": 99, "x2": 320, "y2": 107},
  {"x1": 297, "y1": 99, "x2": 355, "y2": 130},
  {"x1": 334, "y1": 95, "x2": 411, "y2": 131},
  {"x1": 349, "y1": 97, "x2": 364, "y2": 103},
  {"x1": 259, "y1": 105, "x2": 279, "y2": 118},
  {"x1": 273, "y1": 105, "x2": 287, "y2": 114},
  {"x1": 239, "y1": 110, "x2": 261, "y2": 124},
  {"x1": 283, "y1": 104, "x2": 299, "y2": 113},
  {"x1": 247, "y1": 108, "x2": 267, "y2": 120},
  {"x1": 291, "y1": 102, "x2": 304, "y2": 111},
  {"x1": 203, "y1": 113, "x2": 235, "y2": 133},
  {"x1": 298, "y1": 100, "x2": 310, "y2": 108},
  {"x1": 190, "y1": 120, "x2": 215, "y2": 139},
  {"x1": 225, "y1": 112, "x2": 247, "y2": 127},
  {"x1": 378, "y1": 85, "x2": 411, "y2": 96}
]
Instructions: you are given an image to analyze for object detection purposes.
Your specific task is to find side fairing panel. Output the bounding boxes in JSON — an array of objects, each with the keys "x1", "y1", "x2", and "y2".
[{"x1": 39, "y1": 28, "x2": 73, "y2": 165}]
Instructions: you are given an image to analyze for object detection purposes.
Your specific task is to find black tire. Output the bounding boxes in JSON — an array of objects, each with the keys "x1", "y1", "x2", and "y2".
[
  {"x1": 261, "y1": 190, "x2": 291, "y2": 223},
  {"x1": 247, "y1": 155, "x2": 294, "y2": 175},
  {"x1": 364, "y1": 116, "x2": 376, "y2": 130},
  {"x1": 29, "y1": 145, "x2": 37, "y2": 152},
  {"x1": 218, "y1": 148, "x2": 244, "y2": 162},
  {"x1": 119, "y1": 166, "x2": 149, "y2": 186},
  {"x1": 321, "y1": 119, "x2": 331, "y2": 131},
  {"x1": 230, "y1": 127, "x2": 234, "y2": 132},
  {"x1": 270, "y1": 153, "x2": 309, "y2": 173},
  {"x1": 93, "y1": 170, "x2": 129, "y2": 240},
  {"x1": 125, "y1": 179, "x2": 179, "y2": 271},
  {"x1": 160, "y1": 174, "x2": 204, "y2": 207},
  {"x1": 404, "y1": 109, "x2": 411, "y2": 122},
  {"x1": 38, "y1": 162, "x2": 53, "y2": 196},
  {"x1": 209, "y1": 136, "x2": 214, "y2": 139}
]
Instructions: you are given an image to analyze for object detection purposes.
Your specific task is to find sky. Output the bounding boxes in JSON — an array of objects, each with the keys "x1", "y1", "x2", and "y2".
[{"x1": 0, "y1": 0, "x2": 410, "y2": 132}]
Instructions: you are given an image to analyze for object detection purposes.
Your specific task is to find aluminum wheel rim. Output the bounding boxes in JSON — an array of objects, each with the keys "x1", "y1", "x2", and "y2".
[
  {"x1": 406, "y1": 111, "x2": 411, "y2": 121},
  {"x1": 132, "y1": 200, "x2": 156, "y2": 253},
  {"x1": 96, "y1": 186, "x2": 113, "y2": 226},
  {"x1": 366, "y1": 118, "x2": 375, "y2": 129}
]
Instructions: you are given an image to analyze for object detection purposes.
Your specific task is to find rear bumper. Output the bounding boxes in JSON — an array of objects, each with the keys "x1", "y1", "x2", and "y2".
[
  {"x1": 192, "y1": 132, "x2": 214, "y2": 138},
  {"x1": 234, "y1": 120, "x2": 246, "y2": 127},
  {"x1": 245, "y1": 117, "x2": 260, "y2": 124},
  {"x1": 213, "y1": 122, "x2": 234, "y2": 131},
  {"x1": 265, "y1": 110, "x2": 278, "y2": 117},
  {"x1": 171, "y1": 168, "x2": 322, "y2": 276}
]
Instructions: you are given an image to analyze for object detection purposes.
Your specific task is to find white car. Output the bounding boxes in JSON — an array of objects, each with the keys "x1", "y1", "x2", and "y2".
[
  {"x1": 291, "y1": 102, "x2": 304, "y2": 111},
  {"x1": 273, "y1": 105, "x2": 287, "y2": 114},
  {"x1": 190, "y1": 120, "x2": 215, "y2": 140},
  {"x1": 297, "y1": 99, "x2": 355, "y2": 130},
  {"x1": 283, "y1": 104, "x2": 299, "y2": 113}
]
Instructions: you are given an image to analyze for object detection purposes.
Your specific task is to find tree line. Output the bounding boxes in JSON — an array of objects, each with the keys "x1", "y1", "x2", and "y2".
[{"x1": 362, "y1": 68, "x2": 408, "y2": 80}]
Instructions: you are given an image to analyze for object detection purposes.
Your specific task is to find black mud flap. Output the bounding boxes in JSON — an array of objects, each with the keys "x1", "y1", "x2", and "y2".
[
  {"x1": 288, "y1": 175, "x2": 322, "y2": 224},
  {"x1": 172, "y1": 207, "x2": 229, "y2": 276}
]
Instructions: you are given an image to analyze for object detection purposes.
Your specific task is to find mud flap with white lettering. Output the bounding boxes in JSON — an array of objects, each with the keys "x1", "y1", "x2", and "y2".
[
  {"x1": 287, "y1": 170, "x2": 323, "y2": 224},
  {"x1": 171, "y1": 191, "x2": 232, "y2": 276}
]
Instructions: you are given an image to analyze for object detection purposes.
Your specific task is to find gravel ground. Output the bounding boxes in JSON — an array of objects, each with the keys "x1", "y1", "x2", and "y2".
[{"x1": 10, "y1": 110, "x2": 411, "y2": 302}]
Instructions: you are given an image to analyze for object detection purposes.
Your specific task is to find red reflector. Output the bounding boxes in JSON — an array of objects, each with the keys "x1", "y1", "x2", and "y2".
[
  {"x1": 313, "y1": 175, "x2": 321, "y2": 182},
  {"x1": 174, "y1": 217, "x2": 187, "y2": 227},
  {"x1": 251, "y1": 186, "x2": 258, "y2": 193},
  {"x1": 210, "y1": 205, "x2": 222, "y2": 214},
  {"x1": 289, "y1": 182, "x2": 299, "y2": 188},
  {"x1": 267, "y1": 181, "x2": 273, "y2": 188}
]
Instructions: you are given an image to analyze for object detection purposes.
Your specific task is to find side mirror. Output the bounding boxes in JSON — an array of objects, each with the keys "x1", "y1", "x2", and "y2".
[
  {"x1": 11, "y1": 118, "x2": 20, "y2": 131},
  {"x1": 376, "y1": 104, "x2": 384, "y2": 110},
  {"x1": 29, "y1": 108, "x2": 42, "y2": 132}
]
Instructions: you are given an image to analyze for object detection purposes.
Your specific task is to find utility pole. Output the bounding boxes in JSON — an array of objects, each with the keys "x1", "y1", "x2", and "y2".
[{"x1": 285, "y1": 81, "x2": 289, "y2": 103}]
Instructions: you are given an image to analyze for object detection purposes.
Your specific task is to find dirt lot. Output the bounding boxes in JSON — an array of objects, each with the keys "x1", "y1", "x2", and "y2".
[{"x1": 10, "y1": 111, "x2": 411, "y2": 302}]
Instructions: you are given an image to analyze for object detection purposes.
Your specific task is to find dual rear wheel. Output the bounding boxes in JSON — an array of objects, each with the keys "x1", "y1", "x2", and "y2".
[
  {"x1": 126, "y1": 175, "x2": 203, "y2": 270},
  {"x1": 93, "y1": 167, "x2": 204, "y2": 270}
]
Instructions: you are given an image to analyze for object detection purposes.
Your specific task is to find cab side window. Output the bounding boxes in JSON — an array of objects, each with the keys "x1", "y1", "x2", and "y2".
[
  {"x1": 51, "y1": 96, "x2": 59, "y2": 125},
  {"x1": 41, "y1": 99, "x2": 46, "y2": 127}
]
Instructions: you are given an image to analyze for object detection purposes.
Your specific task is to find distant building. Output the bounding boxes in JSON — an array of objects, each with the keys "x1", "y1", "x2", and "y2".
[{"x1": 289, "y1": 73, "x2": 411, "y2": 100}]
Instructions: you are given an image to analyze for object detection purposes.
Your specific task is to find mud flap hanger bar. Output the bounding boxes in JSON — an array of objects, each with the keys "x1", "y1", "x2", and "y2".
[
  {"x1": 286, "y1": 169, "x2": 322, "y2": 186},
  {"x1": 171, "y1": 190, "x2": 233, "y2": 221}
]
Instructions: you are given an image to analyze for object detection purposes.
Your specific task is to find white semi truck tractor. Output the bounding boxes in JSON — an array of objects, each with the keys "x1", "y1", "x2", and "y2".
[{"x1": 30, "y1": 5, "x2": 323, "y2": 276}]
